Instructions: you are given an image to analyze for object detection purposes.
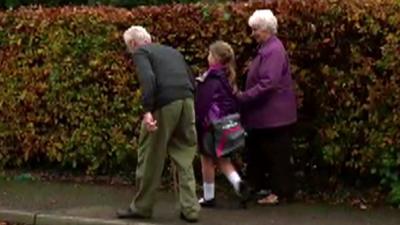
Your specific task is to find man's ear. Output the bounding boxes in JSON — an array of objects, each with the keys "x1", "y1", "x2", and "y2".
[{"x1": 129, "y1": 40, "x2": 136, "y2": 49}]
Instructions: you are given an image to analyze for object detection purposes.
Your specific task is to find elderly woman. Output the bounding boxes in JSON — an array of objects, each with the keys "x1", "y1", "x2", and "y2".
[{"x1": 236, "y1": 9, "x2": 297, "y2": 205}]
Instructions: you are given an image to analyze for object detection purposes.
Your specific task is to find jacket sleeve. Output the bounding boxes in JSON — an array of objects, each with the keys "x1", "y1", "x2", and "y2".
[
  {"x1": 185, "y1": 63, "x2": 196, "y2": 91},
  {"x1": 238, "y1": 48, "x2": 285, "y2": 104},
  {"x1": 133, "y1": 48, "x2": 156, "y2": 112}
]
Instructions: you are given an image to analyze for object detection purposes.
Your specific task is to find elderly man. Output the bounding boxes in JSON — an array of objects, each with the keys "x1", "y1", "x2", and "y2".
[
  {"x1": 236, "y1": 10, "x2": 297, "y2": 205},
  {"x1": 117, "y1": 26, "x2": 200, "y2": 223}
]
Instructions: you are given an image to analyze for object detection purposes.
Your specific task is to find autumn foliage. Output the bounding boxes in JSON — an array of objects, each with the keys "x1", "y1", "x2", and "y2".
[{"x1": 0, "y1": 0, "x2": 399, "y2": 195}]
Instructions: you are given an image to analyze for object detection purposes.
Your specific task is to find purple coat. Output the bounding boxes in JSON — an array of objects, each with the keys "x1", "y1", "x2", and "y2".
[
  {"x1": 195, "y1": 66, "x2": 238, "y2": 152},
  {"x1": 238, "y1": 35, "x2": 297, "y2": 129}
]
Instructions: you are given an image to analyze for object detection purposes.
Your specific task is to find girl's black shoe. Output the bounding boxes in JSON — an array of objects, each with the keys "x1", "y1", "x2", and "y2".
[{"x1": 198, "y1": 197, "x2": 216, "y2": 208}]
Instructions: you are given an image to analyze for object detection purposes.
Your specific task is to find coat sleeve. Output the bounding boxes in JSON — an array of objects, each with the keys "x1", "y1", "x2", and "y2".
[
  {"x1": 238, "y1": 48, "x2": 285, "y2": 104},
  {"x1": 197, "y1": 78, "x2": 221, "y2": 127}
]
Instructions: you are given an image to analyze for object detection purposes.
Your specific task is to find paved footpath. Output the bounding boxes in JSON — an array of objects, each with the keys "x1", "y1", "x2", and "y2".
[{"x1": 1, "y1": 180, "x2": 400, "y2": 225}]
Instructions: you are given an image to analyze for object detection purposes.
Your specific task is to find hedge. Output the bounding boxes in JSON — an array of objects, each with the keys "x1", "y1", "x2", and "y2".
[
  {"x1": 0, "y1": 0, "x2": 399, "y2": 196},
  {"x1": 0, "y1": 0, "x2": 202, "y2": 9}
]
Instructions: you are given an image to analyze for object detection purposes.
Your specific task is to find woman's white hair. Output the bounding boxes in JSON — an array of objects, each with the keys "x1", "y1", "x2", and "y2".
[
  {"x1": 248, "y1": 9, "x2": 278, "y2": 34},
  {"x1": 123, "y1": 26, "x2": 152, "y2": 45}
]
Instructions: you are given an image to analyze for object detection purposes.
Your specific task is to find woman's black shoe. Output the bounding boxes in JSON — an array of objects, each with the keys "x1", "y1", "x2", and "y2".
[{"x1": 238, "y1": 181, "x2": 250, "y2": 209}]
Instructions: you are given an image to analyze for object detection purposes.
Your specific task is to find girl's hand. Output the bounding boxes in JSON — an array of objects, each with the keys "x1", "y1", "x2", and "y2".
[{"x1": 232, "y1": 85, "x2": 239, "y2": 95}]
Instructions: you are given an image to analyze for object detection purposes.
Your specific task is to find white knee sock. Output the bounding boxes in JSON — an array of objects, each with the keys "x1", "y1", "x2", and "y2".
[
  {"x1": 227, "y1": 171, "x2": 241, "y2": 192},
  {"x1": 203, "y1": 182, "x2": 215, "y2": 200}
]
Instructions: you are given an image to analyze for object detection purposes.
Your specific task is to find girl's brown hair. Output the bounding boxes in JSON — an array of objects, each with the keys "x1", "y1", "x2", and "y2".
[{"x1": 209, "y1": 41, "x2": 237, "y2": 91}]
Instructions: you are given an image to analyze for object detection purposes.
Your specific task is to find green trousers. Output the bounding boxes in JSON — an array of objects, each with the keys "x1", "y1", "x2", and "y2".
[{"x1": 131, "y1": 98, "x2": 200, "y2": 219}]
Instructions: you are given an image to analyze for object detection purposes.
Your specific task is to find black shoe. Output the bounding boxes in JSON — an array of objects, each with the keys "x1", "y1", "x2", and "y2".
[
  {"x1": 238, "y1": 181, "x2": 250, "y2": 208},
  {"x1": 116, "y1": 208, "x2": 150, "y2": 219},
  {"x1": 198, "y1": 197, "x2": 216, "y2": 208},
  {"x1": 255, "y1": 189, "x2": 270, "y2": 198},
  {"x1": 180, "y1": 212, "x2": 198, "y2": 223}
]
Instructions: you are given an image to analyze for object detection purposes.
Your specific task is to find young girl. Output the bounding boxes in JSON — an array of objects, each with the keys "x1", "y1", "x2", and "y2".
[{"x1": 195, "y1": 41, "x2": 249, "y2": 207}]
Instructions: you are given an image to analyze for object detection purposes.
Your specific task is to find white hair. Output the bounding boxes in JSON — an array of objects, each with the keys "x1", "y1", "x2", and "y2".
[
  {"x1": 248, "y1": 9, "x2": 278, "y2": 34},
  {"x1": 123, "y1": 26, "x2": 152, "y2": 46}
]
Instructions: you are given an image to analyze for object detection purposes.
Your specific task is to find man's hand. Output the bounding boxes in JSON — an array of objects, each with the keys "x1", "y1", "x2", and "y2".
[{"x1": 143, "y1": 112, "x2": 158, "y2": 132}]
